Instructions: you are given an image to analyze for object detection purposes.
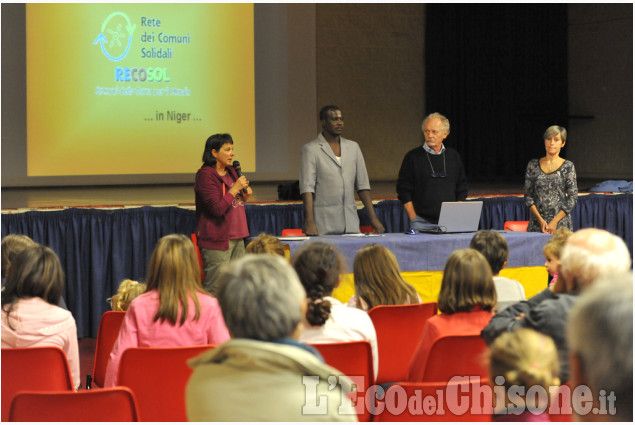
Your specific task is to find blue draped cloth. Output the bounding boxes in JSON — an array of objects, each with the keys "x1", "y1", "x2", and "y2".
[{"x1": 2, "y1": 193, "x2": 631, "y2": 337}]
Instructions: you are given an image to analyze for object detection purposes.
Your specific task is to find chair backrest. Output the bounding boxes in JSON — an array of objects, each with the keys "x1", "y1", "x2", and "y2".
[
  {"x1": 1, "y1": 346, "x2": 74, "y2": 421},
  {"x1": 359, "y1": 225, "x2": 374, "y2": 234},
  {"x1": 422, "y1": 334, "x2": 489, "y2": 382},
  {"x1": 9, "y1": 387, "x2": 140, "y2": 422},
  {"x1": 503, "y1": 220, "x2": 529, "y2": 232},
  {"x1": 368, "y1": 302, "x2": 438, "y2": 384},
  {"x1": 373, "y1": 378, "x2": 493, "y2": 421},
  {"x1": 309, "y1": 340, "x2": 374, "y2": 422},
  {"x1": 117, "y1": 345, "x2": 215, "y2": 422},
  {"x1": 92, "y1": 310, "x2": 126, "y2": 388},
  {"x1": 190, "y1": 233, "x2": 205, "y2": 280},
  {"x1": 548, "y1": 382, "x2": 573, "y2": 422},
  {"x1": 281, "y1": 228, "x2": 306, "y2": 236}
]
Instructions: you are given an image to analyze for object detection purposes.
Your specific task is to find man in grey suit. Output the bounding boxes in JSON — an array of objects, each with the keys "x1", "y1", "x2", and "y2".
[{"x1": 299, "y1": 105, "x2": 385, "y2": 235}]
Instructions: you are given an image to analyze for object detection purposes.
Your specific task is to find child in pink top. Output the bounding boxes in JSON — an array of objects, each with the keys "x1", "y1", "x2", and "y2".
[
  {"x1": 1, "y1": 244, "x2": 81, "y2": 389},
  {"x1": 104, "y1": 234, "x2": 230, "y2": 387}
]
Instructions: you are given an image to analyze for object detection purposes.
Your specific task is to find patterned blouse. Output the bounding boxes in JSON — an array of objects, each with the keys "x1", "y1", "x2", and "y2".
[{"x1": 524, "y1": 159, "x2": 578, "y2": 232}]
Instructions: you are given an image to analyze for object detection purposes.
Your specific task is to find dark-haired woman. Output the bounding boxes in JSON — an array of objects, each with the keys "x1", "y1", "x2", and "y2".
[
  {"x1": 1, "y1": 245, "x2": 80, "y2": 389},
  {"x1": 194, "y1": 133, "x2": 252, "y2": 295},
  {"x1": 291, "y1": 242, "x2": 378, "y2": 380}
]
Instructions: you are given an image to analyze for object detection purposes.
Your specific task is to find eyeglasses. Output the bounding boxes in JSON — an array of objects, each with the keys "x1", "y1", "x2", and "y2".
[{"x1": 426, "y1": 151, "x2": 447, "y2": 178}]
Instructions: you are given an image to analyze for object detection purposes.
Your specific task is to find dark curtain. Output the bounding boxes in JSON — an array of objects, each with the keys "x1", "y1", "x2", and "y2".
[{"x1": 425, "y1": 4, "x2": 569, "y2": 182}]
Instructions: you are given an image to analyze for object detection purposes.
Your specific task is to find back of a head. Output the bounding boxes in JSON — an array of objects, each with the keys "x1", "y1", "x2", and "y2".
[
  {"x1": 542, "y1": 227, "x2": 573, "y2": 259},
  {"x1": 245, "y1": 233, "x2": 286, "y2": 257},
  {"x1": 1, "y1": 234, "x2": 36, "y2": 278},
  {"x1": 560, "y1": 228, "x2": 631, "y2": 291},
  {"x1": 146, "y1": 234, "x2": 202, "y2": 325},
  {"x1": 469, "y1": 230, "x2": 508, "y2": 275},
  {"x1": 567, "y1": 271, "x2": 633, "y2": 421},
  {"x1": 353, "y1": 243, "x2": 417, "y2": 309},
  {"x1": 111, "y1": 279, "x2": 147, "y2": 311},
  {"x1": 490, "y1": 328, "x2": 560, "y2": 397},
  {"x1": 216, "y1": 254, "x2": 306, "y2": 341},
  {"x1": 438, "y1": 248, "x2": 496, "y2": 314},
  {"x1": 1, "y1": 245, "x2": 64, "y2": 324},
  {"x1": 291, "y1": 242, "x2": 343, "y2": 326}
]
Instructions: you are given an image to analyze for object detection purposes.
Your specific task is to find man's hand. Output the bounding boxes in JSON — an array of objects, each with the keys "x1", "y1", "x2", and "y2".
[
  {"x1": 303, "y1": 219, "x2": 320, "y2": 236},
  {"x1": 370, "y1": 217, "x2": 385, "y2": 234}
]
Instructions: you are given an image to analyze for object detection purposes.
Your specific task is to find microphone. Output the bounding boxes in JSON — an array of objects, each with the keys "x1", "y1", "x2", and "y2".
[{"x1": 232, "y1": 160, "x2": 249, "y2": 193}]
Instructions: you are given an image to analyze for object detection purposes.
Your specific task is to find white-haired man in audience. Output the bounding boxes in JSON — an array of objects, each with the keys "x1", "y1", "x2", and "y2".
[
  {"x1": 567, "y1": 271, "x2": 633, "y2": 422},
  {"x1": 185, "y1": 254, "x2": 358, "y2": 422},
  {"x1": 481, "y1": 228, "x2": 631, "y2": 383}
]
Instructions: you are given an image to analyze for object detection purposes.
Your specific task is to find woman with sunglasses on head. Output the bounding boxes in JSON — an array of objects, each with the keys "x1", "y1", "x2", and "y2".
[{"x1": 396, "y1": 112, "x2": 468, "y2": 232}]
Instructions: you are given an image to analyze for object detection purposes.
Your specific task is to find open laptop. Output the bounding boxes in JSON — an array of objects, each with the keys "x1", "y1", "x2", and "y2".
[{"x1": 419, "y1": 201, "x2": 483, "y2": 234}]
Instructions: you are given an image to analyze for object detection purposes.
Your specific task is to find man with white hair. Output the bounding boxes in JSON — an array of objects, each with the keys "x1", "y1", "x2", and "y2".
[
  {"x1": 481, "y1": 228, "x2": 631, "y2": 383},
  {"x1": 396, "y1": 112, "x2": 468, "y2": 231},
  {"x1": 567, "y1": 271, "x2": 633, "y2": 421}
]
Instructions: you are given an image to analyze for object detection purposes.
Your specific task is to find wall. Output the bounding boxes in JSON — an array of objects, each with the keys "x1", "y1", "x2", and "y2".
[
  {"x1": 315, "y1": 4, "x2": 425, "y2": 181},
  {"x1": 568, "y1": 4, "x2": 633, "y2": 180}
]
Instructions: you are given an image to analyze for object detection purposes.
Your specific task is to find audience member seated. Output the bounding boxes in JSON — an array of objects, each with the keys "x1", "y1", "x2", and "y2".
[
  {"x1": 108, "y1": 279, "x2": 147, "y2": 311},
  {"x1": 567, "y1": 271, "x2": 633, "y2": 422},
  {"x1": 542, "y1": 227, "x2": 572, "y2": 289},
  {"x1": 186, "y1": 254, "x2": 358, "y2": 421},
  {"x1": 1, "y1": 244, "x2": 80, "y2": 389},
  {"x1": 245, "y1": 233, "x2": 286, "y2": 257},
  {"x1": 489, "y1": 328, "x2": 560, "y2": 421},
  {"x1": 469, "y1": 230, "x2": 526, "y2": 311},
  {"x1": 292, "y1": 242, "x2": 379, "y2": 380},
  {"x1": 408, "y1": 248, "x2": 496, "y2": 381},
  {"x1": 348, "y1": 243, "x2": 421, "y2": 311},
  {"x1": 104, "y1": 234, "x2": 230, "y2": 387},
  {"x1": 482, "y1": 228, "x2": 631, "y2": 383},
  {"x1": 1, "y1": 234, "x2": 35, "y2": 289}
]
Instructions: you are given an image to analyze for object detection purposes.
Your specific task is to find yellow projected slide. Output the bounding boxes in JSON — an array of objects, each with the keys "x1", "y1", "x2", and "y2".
[{"x1": 26, "y1": 4, "x2": 255, "y2": 176}]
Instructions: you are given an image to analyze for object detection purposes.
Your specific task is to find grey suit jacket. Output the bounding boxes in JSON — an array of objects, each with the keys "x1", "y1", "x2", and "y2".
[{"x1": 299, "y1": 133, "x2": 371, "y2": 234}]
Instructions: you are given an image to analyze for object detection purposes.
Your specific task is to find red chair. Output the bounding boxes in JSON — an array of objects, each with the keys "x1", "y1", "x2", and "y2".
[
  {"x1": 309, "y1": 340, "x2": 374, "y2": 422},
  {"x1": 281, "y1": 228, "x2": 306, "y2": 236},
  {"x1": 359, "y1": 225, "x2": 374, "y2": 234},
  {"x1": 368, "y1": 302, "x2": 438, "y2": 384},
  {"x1": 8, "y1": 387, "x2": 140, "y2": 422},
  {"x1": 117, "y1": 345, "x2": 215, "y2": 422},
  {"x1": 1, "y1": 346, "x2": 74, "y2": 421},
  {"x1": 422, "y1": 334, "x2": 489, "y2": 382},
  {"x1": 548, "y1": 382, "x2": 573, "y2": 421},
  {"x1": 190, "y1": 233, "x2": 205, "y2": 280},
  {"x1": 87, "y1": 310, "x2": 126, "y2": 388},
  {"x1": 373, "y1": 377, "x2": 493, "y2": 421},
  {"x1": 503, "y1": 221, "x2": 529, "y2": 232}
]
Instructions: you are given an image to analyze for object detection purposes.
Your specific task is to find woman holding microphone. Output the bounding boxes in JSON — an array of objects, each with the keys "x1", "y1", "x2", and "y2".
[{"x1": 194, "y1": 133, "x2": 252, "y2": 295}]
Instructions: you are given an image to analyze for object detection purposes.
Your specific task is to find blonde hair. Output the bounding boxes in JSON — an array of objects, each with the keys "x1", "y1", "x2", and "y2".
[
  {"x1": 490, "y1": 328, "x2": 560, "y2": 394},
  {"x1": 146, "y1": 234, "x2": 203, "y2": 326},
  {"x1": 1, "y1": 234, "x2": 35, "y2": 278},
  {"x1": 543, "y1": 228, "x2": 573, "y2": 259},
  {"x1": 109, "y1": 279, "x2": 147, "y2": 311},
  {"x1": 438, "y1": 249, "x2": 496, "y2": 314},
  {"x1": 353, "y1": 244, "x2": 419, "y2": 310},
  {"x1": 245, "y1": 233, "x2": 286, "y2": 257}
]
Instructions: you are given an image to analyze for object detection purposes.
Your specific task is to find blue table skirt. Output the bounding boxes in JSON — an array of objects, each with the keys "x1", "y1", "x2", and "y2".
[{"x1": 1, "y1": 193, "x2": 631, "y2": 337}]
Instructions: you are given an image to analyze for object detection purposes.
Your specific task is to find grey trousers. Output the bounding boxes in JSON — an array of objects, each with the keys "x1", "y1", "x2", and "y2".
[{"x1": 201, "y1": 239, "x2": 245, "y2": 295}]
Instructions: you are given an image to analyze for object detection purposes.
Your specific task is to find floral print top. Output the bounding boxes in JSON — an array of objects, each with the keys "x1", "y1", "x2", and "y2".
[{"x1": 524, "y1": 159, "x2": 578, "y2": 232}]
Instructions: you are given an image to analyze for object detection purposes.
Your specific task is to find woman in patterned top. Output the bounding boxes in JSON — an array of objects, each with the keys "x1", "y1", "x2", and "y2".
[{"x1": 524, "y1": 126, "x2": 578, "y2": 233}]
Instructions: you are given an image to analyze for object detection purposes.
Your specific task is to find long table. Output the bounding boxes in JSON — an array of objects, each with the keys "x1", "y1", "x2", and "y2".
[{"x1": 283, "y1": 231, "x2": 552, "y2": 304}]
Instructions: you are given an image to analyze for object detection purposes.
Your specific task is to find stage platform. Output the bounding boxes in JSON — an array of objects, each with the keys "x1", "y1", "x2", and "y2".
[{"x1": 1, "y1": 180, "x2": 631, "y2": 338}]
